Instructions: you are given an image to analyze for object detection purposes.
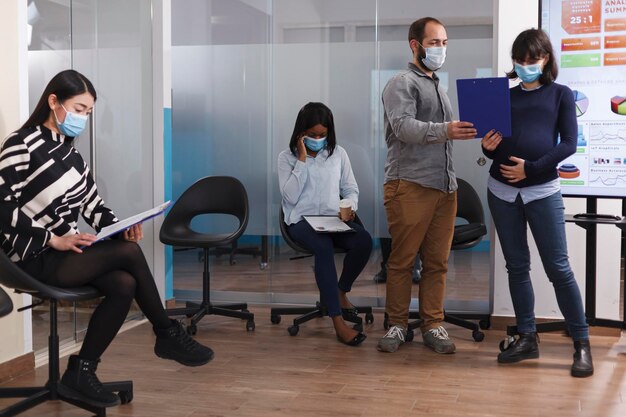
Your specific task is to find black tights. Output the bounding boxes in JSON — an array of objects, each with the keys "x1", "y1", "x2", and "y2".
[{"x1": 46, "y1": 240, "x2": 172, "y2": 361}]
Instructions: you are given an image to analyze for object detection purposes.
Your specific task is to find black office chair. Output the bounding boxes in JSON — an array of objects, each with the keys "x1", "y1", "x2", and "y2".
[
  {"x1": 270, "y1": 209, "x2": 374, "y2": 336},
  {"x1": 0, "y1": 286, "x2": 13, "y2": 318},
  {"x1": 383, "y1": 178, "x2": 490, "y2": 342},
  {"x1": 0, "y1": 250, "x2": 133, "y2": 417},
  {"x1": 163, "y1": 176, "x2": 255, "y2": 335}
]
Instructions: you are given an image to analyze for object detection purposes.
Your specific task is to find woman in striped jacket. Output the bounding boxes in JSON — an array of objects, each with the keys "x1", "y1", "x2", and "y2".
[{"x1": 0, "y1": 70, "x2": 213, "y2": 408}]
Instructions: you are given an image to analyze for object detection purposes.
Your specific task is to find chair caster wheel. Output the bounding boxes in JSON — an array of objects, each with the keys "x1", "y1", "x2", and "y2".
[
  {"x1": 271, "y1": 314, "x2": 281, "y2": 324},
  {"x1": 479, "y1": 319, "x2": 491, "y2": 330},
  {"x1": 353, "y1": 323, "x2": 363, "y2": 332},
  {"x1": 405, "y1": 329, "x2": 414, "y2": 342},
  {"x1": 499, "y1": 336, "x2": 515, "y2": 352},
  {"x1": 472, "y1": 330, "x2": 485, "y2": 342},
  {"x1": 118, "y1": 390, "x2": 133, "y2": 404},
  {"x1": 383, "y1": 313, "x2": 389, "y2": 330},
  {"x1": 187, "y1": 324, "x2": 197, "y2": 335},
  {"x1": 260, "y1": 262, "x2": 268, "y2": 270},
  {"x1": 288, "y1": 325, "x2": 299, "y2": 336},
  {"x1": 365, "y1": 312, "x2": 374, "y2": 324},
  {"x1": 246, "y1": 320, "x2": 255, "y2": 331}
]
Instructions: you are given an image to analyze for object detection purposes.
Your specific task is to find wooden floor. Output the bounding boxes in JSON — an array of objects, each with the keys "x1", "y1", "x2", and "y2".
[{"x1": 2, "y1": 306, "x2": 626, "y2": 417}]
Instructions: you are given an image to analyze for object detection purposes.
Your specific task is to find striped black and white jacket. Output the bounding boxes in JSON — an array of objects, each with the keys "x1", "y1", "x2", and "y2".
[{"x1": 0, "y1": 125, "x2": 117, "y2": 262}]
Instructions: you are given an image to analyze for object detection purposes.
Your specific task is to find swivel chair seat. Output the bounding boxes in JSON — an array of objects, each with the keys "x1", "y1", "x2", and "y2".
[{"x1": 0, "y1": 250, "x2": 133, "y2": 417}]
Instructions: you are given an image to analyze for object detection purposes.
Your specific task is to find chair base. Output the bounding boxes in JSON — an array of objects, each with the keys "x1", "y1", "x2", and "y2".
[
  {"x1": 384, "y1": 311, "x2": 490, "y2": 342},
  {"x1": 166, "y1": 301, "x2": 256, "y2": 334},
  {"x1": 270, "y1": 302, "x2": 374, "y2": 336},
  {"x1": 0, "y1": 379, "x2": 132, "y2": 417}
]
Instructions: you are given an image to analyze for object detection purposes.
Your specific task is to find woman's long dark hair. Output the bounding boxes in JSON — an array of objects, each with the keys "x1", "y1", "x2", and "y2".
[
  {"x1": 288, "y1": 102, "x2": 337, "y2": 158},
  {"x1": 506, "y1": 28, "x2": 558, "y2": 85},
  {"x1": 22, "y1": 69, "x2": 97, "y2": 129}
]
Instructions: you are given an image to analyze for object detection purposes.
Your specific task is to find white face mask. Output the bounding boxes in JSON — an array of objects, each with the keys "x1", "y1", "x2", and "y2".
[{"x1": 418, "y1": 42, "x2": 447, "y2": 71}]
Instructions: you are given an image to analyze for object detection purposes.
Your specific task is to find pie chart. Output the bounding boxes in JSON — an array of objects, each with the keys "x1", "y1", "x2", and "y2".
[
  {"x1": 611, "y1": 96, "x2": 626, "y2": 115},
  {"x1": 573, "y1": 90, "x2": 589, "y2": 117}
]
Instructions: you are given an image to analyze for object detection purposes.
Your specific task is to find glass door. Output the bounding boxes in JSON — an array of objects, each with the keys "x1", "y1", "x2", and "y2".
[{"x1": 26, "y1": 0, "x2": 154, "y2": 351}]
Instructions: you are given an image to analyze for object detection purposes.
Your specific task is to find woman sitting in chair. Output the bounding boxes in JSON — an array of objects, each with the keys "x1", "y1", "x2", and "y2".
[
  {"x1": 278, "y1": 102, "x2": 372, "y2": 346},
  {"x1": 0, "y1": 70, "x2": 213, "y2": 408}
]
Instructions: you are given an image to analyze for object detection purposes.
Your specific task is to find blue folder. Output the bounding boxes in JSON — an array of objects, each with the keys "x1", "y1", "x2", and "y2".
[{"x1": 456, "y1": 77, "x2": 512, "y2": 138}]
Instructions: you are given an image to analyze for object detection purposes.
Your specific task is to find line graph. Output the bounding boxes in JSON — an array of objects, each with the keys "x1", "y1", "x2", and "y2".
[
  {"x1": 589, "y1": 173, "x2": 626, "y2": 186},
  {"x1": 589, "y1": 124, "x2": 626, "y2": 144}
]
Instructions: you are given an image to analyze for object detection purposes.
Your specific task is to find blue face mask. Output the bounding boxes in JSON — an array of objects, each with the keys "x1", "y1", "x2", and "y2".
[
  {"x1": 419, "y1": 43, "x2": 446, "y2": 71},
  {"x1": 514, "y1": 63, "x2": 542, "y2": 84},
  {"x1": 303, "y1": 136, "x2": 327, "y2": 152},
  {"x1": 54, "y1": 103, "x2": 88, "y2": 137}
]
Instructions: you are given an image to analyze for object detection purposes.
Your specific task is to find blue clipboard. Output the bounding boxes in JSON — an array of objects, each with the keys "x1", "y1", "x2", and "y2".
[{"x1": 456, "y1": 77, "x2": 512, "y2": 138}]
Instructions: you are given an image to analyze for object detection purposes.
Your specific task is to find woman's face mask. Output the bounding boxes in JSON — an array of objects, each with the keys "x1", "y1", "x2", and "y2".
[
  {"x1": 54, "y1": 103, "x2": 88, "y2": 137},
  {"x1": 303, "y1": 136, "x2": 327, "y2": 152},
  {"x1": 514, "y1": 58, "x2": 545, "y2": 83}
]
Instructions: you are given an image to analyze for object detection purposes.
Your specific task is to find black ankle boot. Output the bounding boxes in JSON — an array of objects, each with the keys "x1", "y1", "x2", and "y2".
[
  {"x1": 572, "y1": 339, "x2": 594, "y2": 378},
  {"x1": 497, "y1": 332, "x2": 540, "y2": 364},
  {"x1": 154, "y1": 319, "x2": 214, "y2": 366},
  {"x1": 58, "y1": 355, "x2": 121, "y2": 407}
]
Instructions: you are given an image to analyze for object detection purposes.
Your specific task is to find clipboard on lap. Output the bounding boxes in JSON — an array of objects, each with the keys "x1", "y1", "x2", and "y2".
[
  {"x1": 94, "y1": 200, "x2": 172, "y2": 242},
  {"x1": 456, "y1": 77, "x2": 512, "y2": 138},
  {"x1": 303, "y1": 215, "x2": 355, "y2": 233}
]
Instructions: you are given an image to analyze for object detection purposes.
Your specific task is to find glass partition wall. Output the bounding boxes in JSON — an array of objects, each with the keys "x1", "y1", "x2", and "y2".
[
  {"x1": 26, "y1": 0, "x2": 154, "y2": 353},
  {"x1": 171, "y1": 0, "x2": 494, "y2": 320}
]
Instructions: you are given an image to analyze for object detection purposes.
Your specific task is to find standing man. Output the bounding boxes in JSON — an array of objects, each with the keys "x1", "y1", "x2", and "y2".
[{"x1": 377, "y1": 17, "x2": 476, "y2": 354}]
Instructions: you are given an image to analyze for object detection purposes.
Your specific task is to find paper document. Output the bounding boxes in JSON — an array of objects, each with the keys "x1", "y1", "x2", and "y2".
[
  {"x1": 456, "y1": 77, "x2": 512, "y2": 138},
  {"x1": 303, "y1": 215, "x2": 355, "y2": 233},
  {"x1": 95, "y1": 201, "x2": 172, "y2": 242}
]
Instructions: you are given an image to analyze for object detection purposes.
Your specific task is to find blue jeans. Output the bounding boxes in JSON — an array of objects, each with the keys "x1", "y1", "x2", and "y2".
[
  {"x1": 488, "y1": 191, "x2": 589, "y2": 341},
  {"x1": 288, "y1": 220, "x2": 372, "y2": 317}
]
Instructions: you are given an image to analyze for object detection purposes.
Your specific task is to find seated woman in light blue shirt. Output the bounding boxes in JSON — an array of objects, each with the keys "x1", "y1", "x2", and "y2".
[{"x1": 278, "y1": 102, "x2": 372, "y2": 346}]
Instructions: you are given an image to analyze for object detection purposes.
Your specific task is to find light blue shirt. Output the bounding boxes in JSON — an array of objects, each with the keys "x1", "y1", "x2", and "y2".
[
  {"x1": 488, "y1": 175, "x2": 561, "y2": 204},
  {"x1": 278, "y1": 145, "x2": 359, "y2": 225}
]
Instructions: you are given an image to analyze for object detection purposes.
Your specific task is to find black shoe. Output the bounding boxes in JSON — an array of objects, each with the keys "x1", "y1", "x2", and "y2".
[
  {"x1": 373, "y1": 266, "x2": 387, "y2": 283},
  {"x1": 154, "y1": 319, "x2": 214, "y2": 366},
  {"x1": 572, "y1": 339, "x2": 594, "y2": 378},
  {"x1": 497, "y1": 332, "x2": 540, "y2": 364},
  {"x1": 337, "y1": 332, "x2": 367, "y2": 346},
  {"x1": 58, "y1": 355, "x2": 121, "y2": 408}
]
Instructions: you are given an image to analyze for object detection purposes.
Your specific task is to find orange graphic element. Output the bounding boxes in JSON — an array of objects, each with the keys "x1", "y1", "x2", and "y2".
[
  {"x1": 561, "y1": 0, "x2": 602, "y2": 34},
  {"x1": 604, "y1": 52, "x2": 626, "y2": 66},
  {"x1": 605, "y1": 18, "x2": 626, "y2": 32},
  {"x1": 605, "y1": 35, "x2": 626, "y2": 49},
  {"x1": 561, "y1": 36, "x2": 601, "y2": 50}
]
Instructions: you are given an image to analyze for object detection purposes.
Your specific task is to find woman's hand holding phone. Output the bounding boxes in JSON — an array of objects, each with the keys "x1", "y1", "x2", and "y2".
[{"x1": 297, "y1": 133, "x2": 307, "y2": 162}]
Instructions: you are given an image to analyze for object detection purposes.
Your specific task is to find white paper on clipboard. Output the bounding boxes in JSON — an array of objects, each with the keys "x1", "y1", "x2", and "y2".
[{"x1": 95, "y1": 201, "x2": 171, "y2": 242}]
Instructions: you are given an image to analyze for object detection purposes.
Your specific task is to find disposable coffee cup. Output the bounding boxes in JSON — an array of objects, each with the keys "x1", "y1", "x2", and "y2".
[{"x1": 339, "y1": 199, "x2": 352, "y2": 221}]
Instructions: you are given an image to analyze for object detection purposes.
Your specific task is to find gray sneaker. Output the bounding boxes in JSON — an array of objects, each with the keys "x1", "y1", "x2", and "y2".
[
  {"x1": 377, "y1": 325, "x2": 407, "y2": 353},
  {"x1": 422, "y1": 326, "x2": 456, "y2": 354}
]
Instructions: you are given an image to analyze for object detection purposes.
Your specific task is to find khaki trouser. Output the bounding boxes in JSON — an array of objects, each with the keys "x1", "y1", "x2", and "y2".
[{"x1": 383, "y1": 180, "x2": 456, "y2": 331}]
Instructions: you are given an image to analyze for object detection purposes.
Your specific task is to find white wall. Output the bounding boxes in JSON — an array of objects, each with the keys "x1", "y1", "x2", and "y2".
[
  {"x1": 491, "y1": 0, "x2": 622, "y2": 321},
  {"x1": 0, "y1": 0, "x2": 32, "y2": 364}
]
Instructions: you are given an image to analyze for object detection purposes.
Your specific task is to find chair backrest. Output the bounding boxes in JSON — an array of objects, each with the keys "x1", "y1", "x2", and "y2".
[
  {"x1": 0, "y1": 250, "x2": 100, "y2": 302},
  {"x1": 279, "y1": 208, "x2": 312, "y2": 254},
  {"x1": 452, "y1": 178, "x2": 487, "y2": 250},
  {"x1": 0, "y1": 286, "x2": 13, "y2": 318},
  {"x1": 160, "y1": 176, "x2": 249, "y2": 247},
  {"x1": 456, "y1": 178, "x2": 485, "y2": 225}
]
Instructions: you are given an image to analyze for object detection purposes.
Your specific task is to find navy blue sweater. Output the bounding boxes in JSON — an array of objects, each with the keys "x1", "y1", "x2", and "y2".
[{"x1": 483, "y1": 82, "x2": 577, "y2": 188}]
